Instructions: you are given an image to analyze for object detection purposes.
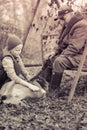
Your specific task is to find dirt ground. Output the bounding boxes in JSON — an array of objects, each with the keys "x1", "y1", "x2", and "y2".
[
  {"x1": 0, "y1": 92, "x2": 87, "y2": 130},
  {"x1": 0, "y1": 1, "x2": 87, "y2": 130},
  {"x1": 0, "y1": 67, "x2": 87, "y2": 130}
]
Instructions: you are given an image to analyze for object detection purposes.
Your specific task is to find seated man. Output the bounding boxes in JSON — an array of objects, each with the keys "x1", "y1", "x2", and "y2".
[{"x1": 32, "y1": 6, "x2": 87, "y2": 91}]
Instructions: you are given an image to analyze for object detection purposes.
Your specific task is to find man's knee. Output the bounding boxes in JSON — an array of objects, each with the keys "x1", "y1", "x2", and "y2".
[
  {"x1": 53, "y1": 57, "x2": 64, "y2": 72},
  {"x1": 53, "y1": 55, "x2": 72, "y2": 72}
]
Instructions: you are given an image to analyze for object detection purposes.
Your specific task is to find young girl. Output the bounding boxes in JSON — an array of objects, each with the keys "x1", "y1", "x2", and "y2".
[{"x1": 0, "y1": 34, "x2": 46, "y2": 103}]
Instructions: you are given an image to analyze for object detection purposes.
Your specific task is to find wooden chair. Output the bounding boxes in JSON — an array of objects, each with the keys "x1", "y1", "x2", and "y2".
[{"x1": 68, "y1": 41, "x2": 87, "y2": 103}]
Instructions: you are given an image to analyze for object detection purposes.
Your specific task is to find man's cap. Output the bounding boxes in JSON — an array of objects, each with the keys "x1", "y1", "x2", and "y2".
[
  {"x1": 58, "y1": 5, "x2": 73, "y2": 18},
  {"x1": 54, "y1": 5, "x2": 73, "y2": 21},
  {"x1": 7, "y1": 34, "x2": 22, "y2": 51}
]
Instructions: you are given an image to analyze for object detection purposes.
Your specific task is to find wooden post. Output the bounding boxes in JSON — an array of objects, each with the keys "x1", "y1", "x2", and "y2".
[{"x1": 22, "y1": 0, "x2": 41, "y2": 48}]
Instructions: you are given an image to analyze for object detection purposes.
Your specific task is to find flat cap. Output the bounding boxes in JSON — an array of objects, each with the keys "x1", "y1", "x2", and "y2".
[{"x1": 58, "y1": 5, "x2": 73, "y2": 17}]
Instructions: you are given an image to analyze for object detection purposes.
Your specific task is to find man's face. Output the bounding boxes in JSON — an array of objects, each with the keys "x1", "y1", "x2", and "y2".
[{"x1": 63, "y1": 13, "x2": 72, "y2": 23}]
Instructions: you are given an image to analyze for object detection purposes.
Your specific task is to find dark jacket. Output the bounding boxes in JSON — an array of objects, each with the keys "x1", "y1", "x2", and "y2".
[
  {"x1": 58, "y1": 13, "x2": 87, "y2": 66},
  {"x1": 0, "y1": 53, "x2": 22, "y2": 88}
]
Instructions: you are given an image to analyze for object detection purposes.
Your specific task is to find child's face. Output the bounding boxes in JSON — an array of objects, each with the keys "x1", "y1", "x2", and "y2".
[{"x1": 10, "y1": 44, "x2": 23, "y2": 56}]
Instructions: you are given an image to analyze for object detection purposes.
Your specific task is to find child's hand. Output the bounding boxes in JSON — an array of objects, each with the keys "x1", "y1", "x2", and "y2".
[{"x1": 28, "y1": 83, "x2": 40, "y2": 92}]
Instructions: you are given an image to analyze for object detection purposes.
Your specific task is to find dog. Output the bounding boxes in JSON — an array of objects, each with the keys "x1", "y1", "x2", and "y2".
[{"x1": 0, "y1": 81, "x2": 46, "y2": 104}]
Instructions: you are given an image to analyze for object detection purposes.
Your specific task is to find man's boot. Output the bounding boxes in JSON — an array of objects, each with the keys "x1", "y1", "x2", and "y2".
[
  {"x1": 41, "y1": 67, "x2": 52, "y2": 83},
  {"x1": 50, "y1": 72, "x2": 63, "y2": 90}
]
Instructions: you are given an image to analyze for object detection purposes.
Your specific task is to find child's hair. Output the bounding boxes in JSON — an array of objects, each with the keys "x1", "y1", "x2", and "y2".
[{"x1": 7, "y1": 34, "x2": 22, "y2": 51}]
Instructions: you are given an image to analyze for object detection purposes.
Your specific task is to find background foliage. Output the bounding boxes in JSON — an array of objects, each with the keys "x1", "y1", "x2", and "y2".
[{"x1": 0, "y1": 0, "x2": 87, "y2": 64}]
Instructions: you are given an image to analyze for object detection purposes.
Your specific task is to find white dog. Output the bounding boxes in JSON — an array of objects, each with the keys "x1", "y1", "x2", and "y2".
[{"x1": 0, "y1": 81, "x2": 46, "y2": 104}]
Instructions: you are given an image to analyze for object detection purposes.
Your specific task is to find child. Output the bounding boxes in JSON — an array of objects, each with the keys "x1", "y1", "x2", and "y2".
[{"x1": 0, "y1": 34, "x2": 46, "y2": 103}]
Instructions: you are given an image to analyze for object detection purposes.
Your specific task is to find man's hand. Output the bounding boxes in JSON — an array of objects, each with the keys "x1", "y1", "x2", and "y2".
[
  {"x1": 48, "y1": 53, "x2": 55, "y2": 59},
  {"x1": 44, "y1": 52, "x2": 55, "y2": 61}
]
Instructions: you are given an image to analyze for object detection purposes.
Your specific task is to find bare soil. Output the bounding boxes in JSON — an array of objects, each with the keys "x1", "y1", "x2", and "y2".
[
  {"x1": 0, "y1": 92, "x2": 87, "y2": 130},
  {"x1": 0, "y1": 68, "x2": 87, "y2": 130}
]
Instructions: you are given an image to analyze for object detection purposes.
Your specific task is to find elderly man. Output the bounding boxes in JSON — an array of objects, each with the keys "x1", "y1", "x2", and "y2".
[{"x1": 32, "y1": 6, "x2": 87, "y2": 91}]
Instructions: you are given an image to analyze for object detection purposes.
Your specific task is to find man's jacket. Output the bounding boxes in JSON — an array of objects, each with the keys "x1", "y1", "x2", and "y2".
[{"x1": 58, "y1": 12, "x2": 87, "y2": 66}]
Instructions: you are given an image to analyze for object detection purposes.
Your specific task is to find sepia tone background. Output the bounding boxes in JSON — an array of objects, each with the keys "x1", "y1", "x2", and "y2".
[
  {"x1": 0, "y1": 0, "x2": 87, "y2": 129},
  {"x1": 0, "y1": 0, "x2": 87, "y2": 65}
]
